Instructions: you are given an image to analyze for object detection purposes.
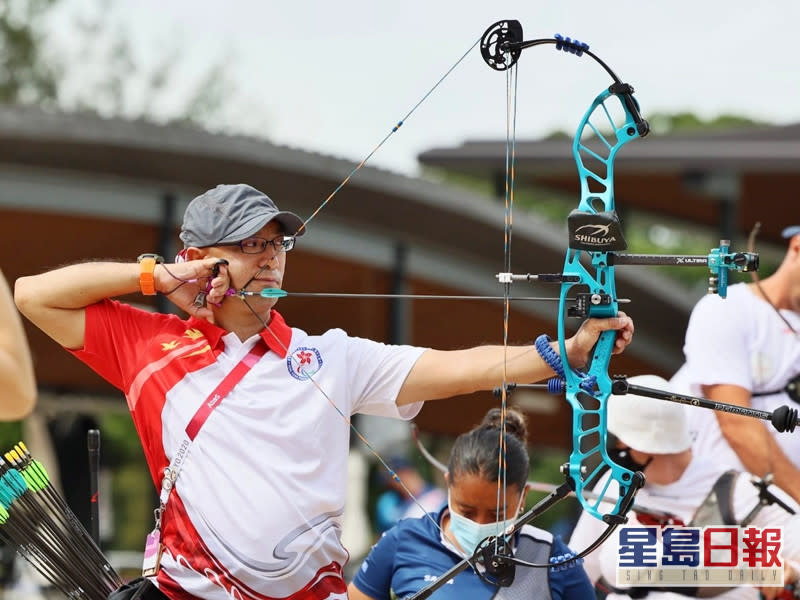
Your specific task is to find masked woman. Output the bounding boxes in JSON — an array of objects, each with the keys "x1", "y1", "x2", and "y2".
[{"x1": 348, "y1": 407, "x2": 593, "y2": 600}]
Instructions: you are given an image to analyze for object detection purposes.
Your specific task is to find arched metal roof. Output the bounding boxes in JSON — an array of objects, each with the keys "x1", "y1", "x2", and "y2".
[{"x1": 418, "y1": 122, "x2": 800, "y2": 243}]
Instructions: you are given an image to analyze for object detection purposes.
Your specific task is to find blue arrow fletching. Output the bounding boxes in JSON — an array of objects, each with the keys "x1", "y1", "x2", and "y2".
[
  {"x1": 0, "y1": 474, "x2": 23, "y2": 501},
  {"x1": 0, "y1": 486, "x2": 14, "y2": 509},
  {"x1": 3, "y1": 470, "x2": 27, "y2": 495},
  {"x1": 259, "y1": 288, "x2": 289, "y2": 298}
]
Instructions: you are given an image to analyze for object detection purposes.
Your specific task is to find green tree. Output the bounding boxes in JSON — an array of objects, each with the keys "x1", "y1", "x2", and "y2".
[
  {"x1": 0, "y1": 0, "x2": 59, "y2": 105},
  {"x1": 0, "y1": 0, "x2": 233, "y2": 128},
  {"x1": 647, "y1": 111, "x2": 768, "y2": 135}
]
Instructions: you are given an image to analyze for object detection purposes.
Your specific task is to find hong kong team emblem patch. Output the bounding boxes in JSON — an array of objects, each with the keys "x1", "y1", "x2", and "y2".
[{"x1": 287, "y1": 347, "x2": 323, "y2": 380}]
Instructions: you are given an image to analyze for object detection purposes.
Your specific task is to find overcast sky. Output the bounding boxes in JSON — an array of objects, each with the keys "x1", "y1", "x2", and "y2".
[{"x1": 52, "y1": 1, "x2": 800, "y2": 175}]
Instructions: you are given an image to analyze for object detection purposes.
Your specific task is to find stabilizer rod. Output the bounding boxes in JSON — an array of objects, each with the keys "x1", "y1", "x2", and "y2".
[{"x1": 611, "y1": 377, "x2": 799, "y2": 433}]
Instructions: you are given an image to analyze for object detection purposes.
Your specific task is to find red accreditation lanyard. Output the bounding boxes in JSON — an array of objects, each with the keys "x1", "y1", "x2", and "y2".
[
  {"x1": 185, "y1": 343, "x2": 268, "y2": 439},
  {"x1": 143, "y1": 340, "x2": 268, "y2": 577}
]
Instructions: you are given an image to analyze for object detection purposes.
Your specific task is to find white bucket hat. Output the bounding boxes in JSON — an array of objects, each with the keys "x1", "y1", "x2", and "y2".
[{"x1": 607, "y1": 375, "x2": 692, "y2": 454}]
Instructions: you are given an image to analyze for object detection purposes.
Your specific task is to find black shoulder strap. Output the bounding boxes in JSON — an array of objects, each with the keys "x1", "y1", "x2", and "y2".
[
  {"x1": 712, "y1": 470, "x2": 739, "y2": 526},
  {"x1": 752, "y1": 372, "x2": 800, "y2": 404}
]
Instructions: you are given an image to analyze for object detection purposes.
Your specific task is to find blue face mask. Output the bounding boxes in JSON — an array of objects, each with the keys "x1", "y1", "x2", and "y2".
[{"x1": 447, "y1": 492, "x2": 524, "y2": 556}]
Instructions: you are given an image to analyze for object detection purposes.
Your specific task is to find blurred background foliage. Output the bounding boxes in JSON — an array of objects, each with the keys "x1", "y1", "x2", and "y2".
[
  {"x1": 98, "y1": 413, "x2": 153, "y2": 550},
  {"x1": 0, "y1": 0, "x2": 233, "y2": 126}
]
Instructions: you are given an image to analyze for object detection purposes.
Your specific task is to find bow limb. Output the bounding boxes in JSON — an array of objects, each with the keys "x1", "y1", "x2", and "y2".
[{"x1": 410, "y1": 424, "x2": 448, "y2": 474}]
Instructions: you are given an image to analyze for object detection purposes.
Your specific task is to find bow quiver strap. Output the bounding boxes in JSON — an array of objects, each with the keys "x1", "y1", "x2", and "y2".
[
  {"x1": 108, "y1": 577, "x2": 169, "y2": 600},
  {"x1": 690, "y1": 470, "x2": 738, "y2": 527},
  {"x1": 752, "y1": 373, "x2": 800, "y2": 405}
]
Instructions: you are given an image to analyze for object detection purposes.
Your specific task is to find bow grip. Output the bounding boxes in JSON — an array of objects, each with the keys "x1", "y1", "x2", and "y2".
[{"x1": 589, "y1": 329, "x2": 617, "y2": 366}]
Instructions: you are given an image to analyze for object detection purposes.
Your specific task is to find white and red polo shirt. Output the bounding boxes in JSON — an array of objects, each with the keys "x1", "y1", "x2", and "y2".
[{"x1": 71, "y1": 299, "x2": 426, "y2": 600}]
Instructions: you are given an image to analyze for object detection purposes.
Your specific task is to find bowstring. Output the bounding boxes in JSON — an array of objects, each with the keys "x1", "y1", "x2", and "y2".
[
  {"x1": 296, "y1": 36, "x2": 482, "y2": 236},
  {"x1": 223, "y1": 31, "x2": 523, "y2": 569},
  {"x1": 495, "y1": 55, "x2": 519, "y2": 548},
  {"x1": 746, "y1": 222, "x2": 791, "y2": 488},
  {"x1": 748, "y1": 222, "x2": 798, "y2": 336},
  {"x1": 232, "y1": 34, "x2": 484, "y2": 542}
]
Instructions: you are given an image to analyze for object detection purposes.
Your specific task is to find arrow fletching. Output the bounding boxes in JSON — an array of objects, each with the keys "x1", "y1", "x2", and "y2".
[{"x1": 259, "y1": 288, "x2": 289, "y2": 298}]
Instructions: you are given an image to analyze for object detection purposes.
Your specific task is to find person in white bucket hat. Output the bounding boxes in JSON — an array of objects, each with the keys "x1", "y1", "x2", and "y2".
[
  {"x1": 569, "y1": 375, "x2": 800, "y2": 600},
  {"x1": 607, "y1": 374, "x2": 693, "y2": 457}
]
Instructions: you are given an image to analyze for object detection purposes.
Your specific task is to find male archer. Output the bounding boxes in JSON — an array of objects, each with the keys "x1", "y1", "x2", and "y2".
[
  {"x1": 671, "y1": 226, "x2": 800, "y2": 504},
  {"x1": 14, "y1": 183, "x2": 634, "y2": 600}
]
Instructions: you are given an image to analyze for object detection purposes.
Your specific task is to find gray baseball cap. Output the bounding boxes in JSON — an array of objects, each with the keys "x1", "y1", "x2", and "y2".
[{"x1": 180, "y1": 184, "x2": 305, "y2": 248}]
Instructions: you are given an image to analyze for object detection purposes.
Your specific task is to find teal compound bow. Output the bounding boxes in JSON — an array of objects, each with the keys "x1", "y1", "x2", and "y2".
[
  {"x1": 479, "y1": 18, "x2": 800, "y2": 524},
  {"x1": 479, "y1": 18, "x2": 766, "y2": 522},
  {"x1": 402, "y1": 19, "x2": 774, "y2": 597},
  {"x1": 481, "y1": 19, "x2": 653, "y2": 527}
]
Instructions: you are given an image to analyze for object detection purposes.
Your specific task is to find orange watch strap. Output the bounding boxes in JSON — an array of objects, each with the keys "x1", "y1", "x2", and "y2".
[{"x1": 137, "y1": 255, "x2": 160, "y2": 296}]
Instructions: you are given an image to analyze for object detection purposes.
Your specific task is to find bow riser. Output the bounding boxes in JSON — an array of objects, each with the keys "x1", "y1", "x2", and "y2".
[{"x1": 558, "y1": 87, "x2": 647, "y2": 521}]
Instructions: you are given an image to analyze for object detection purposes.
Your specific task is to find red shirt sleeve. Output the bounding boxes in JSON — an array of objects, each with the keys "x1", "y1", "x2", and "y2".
[{"x1": 69, "y1": 299, "x2": 186, "y2": 392}]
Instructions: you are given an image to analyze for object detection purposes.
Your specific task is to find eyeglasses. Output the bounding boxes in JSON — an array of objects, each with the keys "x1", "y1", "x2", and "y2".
[{"x1": 218, "y1": 236, "x2": 295, "y2": 254}]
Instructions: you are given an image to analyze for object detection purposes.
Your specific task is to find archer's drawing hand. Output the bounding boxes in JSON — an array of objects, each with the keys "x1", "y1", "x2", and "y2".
[
  {"x1": 158, "y1": 258, "x2": 230, "y2": 320},
  {"x1": 565, "y1": 311, "x2": 634, "y2": 369}
]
